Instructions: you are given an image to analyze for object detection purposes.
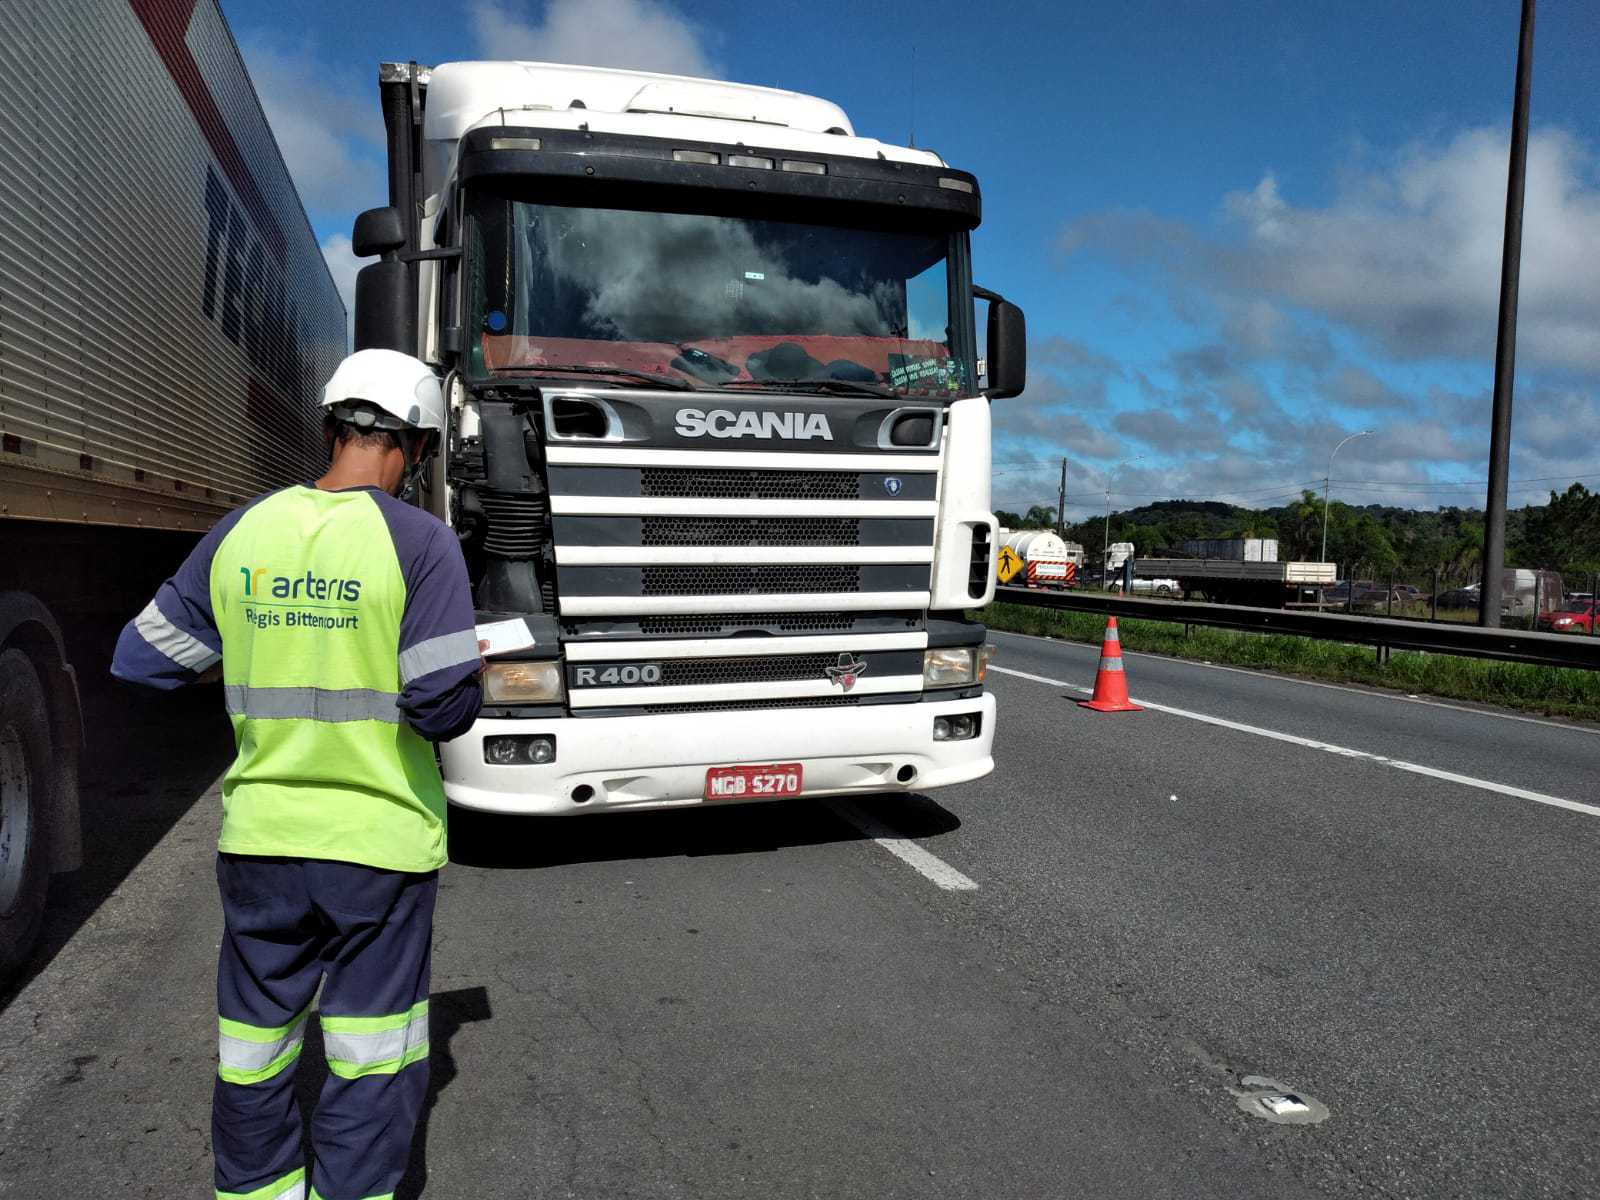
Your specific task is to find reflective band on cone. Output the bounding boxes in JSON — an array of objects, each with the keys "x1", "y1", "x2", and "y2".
[{"x1": 1078, "y1": 617, "x2": 1142, "y2": 712}]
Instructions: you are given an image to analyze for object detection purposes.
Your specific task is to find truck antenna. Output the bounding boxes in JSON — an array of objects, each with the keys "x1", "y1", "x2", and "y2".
[{"x1": 908, "y1": 39, "x2": 917, "y2": 148}]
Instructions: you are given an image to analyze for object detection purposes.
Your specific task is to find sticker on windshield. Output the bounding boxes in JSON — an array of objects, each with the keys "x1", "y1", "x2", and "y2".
[{"x1": 888, "y1": 355, "x2": 959, "y2": 391}]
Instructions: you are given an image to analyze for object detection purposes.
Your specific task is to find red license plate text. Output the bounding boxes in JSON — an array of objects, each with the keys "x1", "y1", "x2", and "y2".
[{"x1": 703, "y1": 763, "x2": 804, "y2": 800}]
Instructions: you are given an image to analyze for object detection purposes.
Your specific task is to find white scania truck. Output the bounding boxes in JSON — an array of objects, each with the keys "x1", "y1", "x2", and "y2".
[
  {"x1": 0, "y1": 0, "x2": 344, "y2": 973},
  {"x1": 351, "y1": 61, "x2": 1026, "y2": 814}
]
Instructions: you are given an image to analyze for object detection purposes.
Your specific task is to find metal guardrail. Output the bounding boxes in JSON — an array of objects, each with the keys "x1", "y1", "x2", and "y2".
[{"x1": 993, "y1": 587, "x2": 1600, "y2": 672}]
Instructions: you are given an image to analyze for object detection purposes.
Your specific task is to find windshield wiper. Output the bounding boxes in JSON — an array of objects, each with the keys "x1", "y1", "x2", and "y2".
[
  {"x1": 502, "y1": 364, "x2": 697, "y2": 391},
  {"x1": 720, "y1": 377, "x2": 898, "y2": 398}
]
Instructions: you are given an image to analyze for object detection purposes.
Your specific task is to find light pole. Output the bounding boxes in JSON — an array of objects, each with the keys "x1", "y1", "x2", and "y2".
[
  {"x1": 1321, "y1": 430, "x2": 1374, "y2": 565},
  {"x1": 1104, "y1": 455, "x2": 1145, "y2": 581}
]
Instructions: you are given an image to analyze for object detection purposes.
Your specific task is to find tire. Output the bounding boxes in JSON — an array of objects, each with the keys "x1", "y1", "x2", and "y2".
[
  {"x1": 1155, "y1": 584, "x2": 1172, "y2": 597},
  {"x1": 0, "y1": 648, "x2": 53, "y2": 979}
]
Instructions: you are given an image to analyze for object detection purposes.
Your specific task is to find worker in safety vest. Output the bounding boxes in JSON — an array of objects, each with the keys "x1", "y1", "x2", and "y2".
[{"x1": 111, "y1": 348, "x2": 483, "y2": 1200}]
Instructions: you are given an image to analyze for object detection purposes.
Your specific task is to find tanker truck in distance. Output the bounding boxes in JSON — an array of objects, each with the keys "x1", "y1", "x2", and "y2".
[
  {"x1": 351, "y1": 60, "x2": 1026, "y2": 814},
  {"x1": 998, "y1": 530, "x2": 1081, "y2": 589},
  {"x1": 0, "y1": 0, "x2": 345, "y2": 974}
]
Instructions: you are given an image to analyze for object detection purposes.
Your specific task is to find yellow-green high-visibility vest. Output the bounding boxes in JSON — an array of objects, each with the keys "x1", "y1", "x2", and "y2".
[{"x1": 208, "y1": 487, "x2": 449, "y2": 872}]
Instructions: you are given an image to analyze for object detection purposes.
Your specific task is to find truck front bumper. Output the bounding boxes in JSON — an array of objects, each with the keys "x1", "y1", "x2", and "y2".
[{"x1": 440, "y1": 693, "x2": 996, "y2": 815}]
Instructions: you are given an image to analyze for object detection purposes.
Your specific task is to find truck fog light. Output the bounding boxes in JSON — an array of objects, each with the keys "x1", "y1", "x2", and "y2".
[
  {"x1": 484, "y1": 661, "x2": 564, "y2": 703},
  {"x1": 933, "y1": 713, "x2": 981, "y2": 742},
  {"x1": 923, "y1": 647, "x2": 976, "y2": 687},
  {"x1": 483, "y1": 735, "x2": 557, "y2": 766}
]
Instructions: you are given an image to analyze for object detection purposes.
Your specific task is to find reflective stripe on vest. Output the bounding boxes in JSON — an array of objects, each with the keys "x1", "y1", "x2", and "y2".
[
  {"x1": 322, "y1": 1001, "x2": 430, "y2": 1079},
  {"x1": 216, "y1": 1166, "x2": 306, "y2": 1200},
  {"x1": 223, "y1": 685, "x2": 401, "y2": 724},
  {"x1": 218, "y1": 1011, "x2": 308, "y2": 1085}
]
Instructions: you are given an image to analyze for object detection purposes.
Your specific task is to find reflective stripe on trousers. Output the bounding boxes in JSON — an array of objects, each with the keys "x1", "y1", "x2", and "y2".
[
  {"x1": 322, "y1": 1000, "x2": 430, "y2": 1079},
  {"x1": 216, "y1": 1166, "x2": 305, "y2": 1200},
  {"x1": 218, "y1": 1011, "x2": 309, "y2": 1085},
  {"x1": 224, "y1": 685, "x2": 401, "y2": 723}
]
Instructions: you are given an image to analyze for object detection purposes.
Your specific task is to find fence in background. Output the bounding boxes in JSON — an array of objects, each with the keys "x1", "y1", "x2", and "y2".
[{"x1": 993, "y1": 586, "x2": 1600, "y2": 672}]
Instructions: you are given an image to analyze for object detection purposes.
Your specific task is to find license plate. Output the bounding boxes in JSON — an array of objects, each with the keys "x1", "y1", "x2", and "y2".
[{"x1": 703, "y1": 763, "x2": 804, "y2": 800}]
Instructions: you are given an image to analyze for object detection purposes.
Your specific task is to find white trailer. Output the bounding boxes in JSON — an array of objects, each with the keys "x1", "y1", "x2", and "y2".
[
  {"x1": 0, "y1": 0, "x2": 344, "y2": 973},
  {"x1": 1000, "y1": 530, "x2": 1077, "y2": 588},
  {"x1": 350, "y1": 60, "x2": 1027, "y2": 814}
]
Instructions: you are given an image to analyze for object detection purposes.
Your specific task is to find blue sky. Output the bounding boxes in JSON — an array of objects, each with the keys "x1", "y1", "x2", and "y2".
[{"x1": 222, "y1": 0, "x2": 1600, "y2": 519}]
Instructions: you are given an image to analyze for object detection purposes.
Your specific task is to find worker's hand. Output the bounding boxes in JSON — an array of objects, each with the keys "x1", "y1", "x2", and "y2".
[
  {"x1": 477, "y1": 638, "x2": 490, "y2": 674},
  {"x1": 196, "y1": 663, "x2": 224, "y2": 685}
]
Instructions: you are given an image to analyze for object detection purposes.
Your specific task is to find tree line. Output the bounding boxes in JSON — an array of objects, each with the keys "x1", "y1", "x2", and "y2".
[{"x1": 996, "y1": 483, "x2": 1600, "y2": 584}]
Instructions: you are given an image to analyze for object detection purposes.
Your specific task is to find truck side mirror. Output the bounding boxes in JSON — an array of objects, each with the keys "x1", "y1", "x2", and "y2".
[
  {"x1": 352, "y1": 206, "x2": 407, "y2": 259},
  {"x1": 351, "y1": 207, "x2": 415, "y2": 352},
  {"x1": 353, "y1": 260, "x2": 416, "y2": 353},
  {"x1": 985, "y1": 299, "x2": 1026, "y2": 399}
]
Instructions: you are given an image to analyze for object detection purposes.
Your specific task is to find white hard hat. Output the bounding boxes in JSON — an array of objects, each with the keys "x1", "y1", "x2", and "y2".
[{"x1": 321, "y1": 349, "x2": 444, "y2": 434}]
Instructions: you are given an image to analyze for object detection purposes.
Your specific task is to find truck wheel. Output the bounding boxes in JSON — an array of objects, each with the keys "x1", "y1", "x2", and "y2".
[{"x1": 0, "y1": 649, "x2": 52, "y2": 978}]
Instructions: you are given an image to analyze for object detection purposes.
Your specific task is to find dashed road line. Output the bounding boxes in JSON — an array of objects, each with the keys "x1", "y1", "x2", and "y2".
[
  {"x1": 989, "y1": 665, "x2": 1600, "y2": 820},
  {"x1": 824, "y1": 798, "x2": 978, "y2": 891}
]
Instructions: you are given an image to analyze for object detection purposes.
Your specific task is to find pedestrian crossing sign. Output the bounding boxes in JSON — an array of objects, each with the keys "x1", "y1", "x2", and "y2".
[{"x1": 996, "y1": 546, "x2": 1023, "y2": 584}]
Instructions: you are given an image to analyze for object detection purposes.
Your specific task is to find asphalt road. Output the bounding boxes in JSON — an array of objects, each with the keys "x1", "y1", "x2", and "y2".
[{"x1": 2, "y1": 636, "x2": 1597, "y2": 1198}]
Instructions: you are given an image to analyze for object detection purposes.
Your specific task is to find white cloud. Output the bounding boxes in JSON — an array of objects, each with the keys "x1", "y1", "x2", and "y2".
[
  {"x1": 472, "y1": 0, "x2": 720, "y2": 79},
  {"x1": 237, "y1": 37, "x2": 386, "y2": 221},
  {"x1": 1061, "y1": 126, "x2": 1600, "y2": 376},
  {"x1": 321, "y1": 233, "x2": 362, "y2": 344}
]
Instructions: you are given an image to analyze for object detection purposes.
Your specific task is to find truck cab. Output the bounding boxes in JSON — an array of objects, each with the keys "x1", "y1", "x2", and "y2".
[{"x1": 352, "y1": 61, "x2": 1025, "y2": 814}]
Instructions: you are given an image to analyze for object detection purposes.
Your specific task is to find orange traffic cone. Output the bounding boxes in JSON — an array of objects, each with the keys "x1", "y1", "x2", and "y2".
[{"x1": 1078, "y1": 617, "x2": 1141, "y2": 712}]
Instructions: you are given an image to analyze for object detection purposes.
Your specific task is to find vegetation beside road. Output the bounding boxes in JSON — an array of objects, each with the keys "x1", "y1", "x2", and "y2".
[{"x1": 983, "y1": 601, "x2": 1600, "y2": 722}]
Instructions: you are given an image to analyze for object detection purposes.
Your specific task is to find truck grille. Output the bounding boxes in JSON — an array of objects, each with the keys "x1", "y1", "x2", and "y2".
[
  {"x1": 641, "y1": 565, "x2": 860, "y2": 596},
  {"x1": 547, "y1": 423, "x2": 939, "y2": 706},
  {"x1": 642, "y1": 516, "x2": 860, "y2": 547},
  {"x1": 636, "y1": 696, "x2": 865, "y2": 715},
  {"x1": 641, "y1": 467, "x2": 859, "y2": 500}
]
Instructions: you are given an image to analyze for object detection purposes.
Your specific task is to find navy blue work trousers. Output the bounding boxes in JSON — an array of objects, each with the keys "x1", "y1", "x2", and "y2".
[{"x1": 212, "y1": 854, "x2": 437, "y2": 1200}]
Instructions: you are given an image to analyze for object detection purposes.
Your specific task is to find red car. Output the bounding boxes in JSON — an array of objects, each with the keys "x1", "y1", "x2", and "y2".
[{"x1": 1537, "y1": 600, "x2": 1598, "y2": 634}]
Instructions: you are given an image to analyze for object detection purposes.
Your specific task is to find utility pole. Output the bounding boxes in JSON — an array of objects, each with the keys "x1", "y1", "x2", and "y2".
[
  {"x1": 1056, "y1": 458, "x2": 1067, "y2": 538},
  {"x1": 1480, "y1": 0, "x2": 1535, "y2": 629}
]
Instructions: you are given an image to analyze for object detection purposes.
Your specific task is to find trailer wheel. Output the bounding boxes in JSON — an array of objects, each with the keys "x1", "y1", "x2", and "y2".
[{"x1": 0, "y1": 649, "x2": 52, "y2": 978}]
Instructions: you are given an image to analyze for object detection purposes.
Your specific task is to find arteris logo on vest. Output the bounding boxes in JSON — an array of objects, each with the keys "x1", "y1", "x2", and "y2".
[
  {"x1": 240, "y1": 568, "x2": 362, "y2": 604},
  {"x1": 674, "y1": 408, "x2": 833, "y2": 441}
]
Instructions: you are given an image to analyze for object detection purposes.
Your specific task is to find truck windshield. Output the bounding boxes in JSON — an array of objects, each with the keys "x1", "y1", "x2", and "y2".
[{"x1": 465, "y1": 197, "x2": 974, "y2": 396}]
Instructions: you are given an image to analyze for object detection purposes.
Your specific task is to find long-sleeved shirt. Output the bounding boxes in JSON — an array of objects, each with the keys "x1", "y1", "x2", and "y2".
[{"x1": 112, "y1": 483, "x2": 483, "y2": 871}]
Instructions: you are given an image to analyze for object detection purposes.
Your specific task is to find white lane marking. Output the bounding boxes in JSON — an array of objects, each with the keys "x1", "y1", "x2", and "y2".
[
  {"x1": 824, "y1": 798, "x2": 978, "y2": 891},
  {"x1": 988, "y1": 629, "x2": 1600, "y2": 737},
  {"x1": 989, "y1": 665, "x2": 1600, "y2": 820}
]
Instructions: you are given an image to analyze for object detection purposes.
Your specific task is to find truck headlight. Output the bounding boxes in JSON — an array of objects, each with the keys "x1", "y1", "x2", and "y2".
[
  {"x1": 484, "y1": 661, "x2": 565, "y2": 703},
  {"x1": 924, "y1": 647, "x2": 977, "y2": 687}
]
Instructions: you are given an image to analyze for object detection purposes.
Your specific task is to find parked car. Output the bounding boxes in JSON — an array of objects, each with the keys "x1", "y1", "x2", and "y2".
[
  {"x1": 1390, "y1": 584, "x2": 1426, "y2": 604},
  {"x1": 1321, "y1": 580, "x2": 1388, "y2": 605},
  {"x1": 1129, "y1": 577, "x2": 1180, "y2": 597},
  {"x1": 1537, "y1": 600, "x2": 1598, "y2": 634},
  {"x1": 1435, "y1": 585, "x2": 1481, "y2": 610}
]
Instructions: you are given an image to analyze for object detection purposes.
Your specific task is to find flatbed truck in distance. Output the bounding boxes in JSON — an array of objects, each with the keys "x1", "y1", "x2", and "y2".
[
  {"x1": 1132, "y1": 558, "x2": 1337, "y2": 607},
  {"x1": 0, "y1": 0, "x2": 344, "y2": 975},
  {"x1": 350, "y1": 60, "x2": 1028, "y2": 815}
]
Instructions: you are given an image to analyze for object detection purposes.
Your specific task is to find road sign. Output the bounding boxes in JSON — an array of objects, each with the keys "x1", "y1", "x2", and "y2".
[{"x1": 996, "y1": 546, "x2": 1023, "y2": 584}]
